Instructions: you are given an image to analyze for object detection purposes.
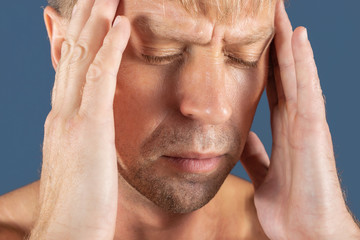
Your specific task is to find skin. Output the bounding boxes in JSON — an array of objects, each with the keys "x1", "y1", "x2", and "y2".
[
  {"x1": 0, "y1": 0, "x2": 359, "y2": 239},
  {"x1": 113, "y1": 0, "x2": 275, "y2": 216}
]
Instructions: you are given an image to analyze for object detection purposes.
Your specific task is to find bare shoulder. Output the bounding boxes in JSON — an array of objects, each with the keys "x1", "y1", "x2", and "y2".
[
  {"x1": 222, "y1": 174, "x2": 255, "y2": 198},
  {"x1": 0, "y1": 224, "x2": 27, "y2": 240},
  {"x1": 0, "y1": 181, "x2": 39, "y2": 239},
  {"x1": 214, "y1": 174, "x2": 270, "y2": 240}
]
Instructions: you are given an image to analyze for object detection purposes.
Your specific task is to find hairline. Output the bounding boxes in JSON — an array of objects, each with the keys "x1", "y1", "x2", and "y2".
[{"x1": 47, "y1": 0, "x2": 277, "y2": 21}]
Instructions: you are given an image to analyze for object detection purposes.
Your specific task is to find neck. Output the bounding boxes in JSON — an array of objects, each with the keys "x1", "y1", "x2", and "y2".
[{"x1": 114, "y1": 174, "x2": 217, "y2": 240}]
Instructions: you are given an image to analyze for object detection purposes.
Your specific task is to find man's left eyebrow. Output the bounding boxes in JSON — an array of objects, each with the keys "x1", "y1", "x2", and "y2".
[{"x1": 224, "y1": 26, "x2": 275, "y2": 46}]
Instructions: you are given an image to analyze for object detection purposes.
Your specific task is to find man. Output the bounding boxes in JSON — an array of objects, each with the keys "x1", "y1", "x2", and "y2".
[{"x1": 0, "y1": 0, "x2": 359, "y2": 239}]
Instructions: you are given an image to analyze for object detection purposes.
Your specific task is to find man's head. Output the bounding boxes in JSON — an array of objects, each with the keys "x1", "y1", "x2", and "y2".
[{"x1": 44, "y1": 0, "x2": 276, "y2": 214}]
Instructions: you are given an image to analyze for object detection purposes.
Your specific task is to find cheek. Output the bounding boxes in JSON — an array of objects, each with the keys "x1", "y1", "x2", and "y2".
[
  {"x1": 113, "y1": 53, "x2": 170, "y2": 161},
  {"x1": 227, "y1": 57, "x2": 268, "y2": 131}
]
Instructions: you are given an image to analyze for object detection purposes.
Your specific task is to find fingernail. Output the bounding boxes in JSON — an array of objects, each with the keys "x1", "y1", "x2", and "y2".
[
  {"x1": 113, "y1": 16, "x2": 122, "y2": 27},
  {"x1": 72, "y1": 4, "x2": 78, "y2": 16},
  {"x1": 302, "y1": 27, "x2": 308, "y2": 41}
]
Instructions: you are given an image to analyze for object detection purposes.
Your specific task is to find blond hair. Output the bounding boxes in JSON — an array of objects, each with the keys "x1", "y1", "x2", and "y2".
[{"x1": 48, "y1": 0, "x2": 275, "y2": 21}]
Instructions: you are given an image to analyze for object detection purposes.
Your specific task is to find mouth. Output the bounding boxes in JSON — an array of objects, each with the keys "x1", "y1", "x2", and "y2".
[{"x1": 162, "y1": 153, "x2": 225, "y2": 174}]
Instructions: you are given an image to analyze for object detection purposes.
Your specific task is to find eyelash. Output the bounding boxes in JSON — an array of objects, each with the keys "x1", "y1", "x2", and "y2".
[
  {"x1": 225, "y1": 54, "x2": 258, "y2": 69},
  {"x1": 141, "y1": 54, "x2": 183, "y2": 65},
  {"x1": 141, "y1": 53, "x2": 258, "y2": 68}
]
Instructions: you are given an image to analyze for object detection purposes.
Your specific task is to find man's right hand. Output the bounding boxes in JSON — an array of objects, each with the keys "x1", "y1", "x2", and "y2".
[{"x1": 30, "y1": 0, "x2": 130, "y2": 239}]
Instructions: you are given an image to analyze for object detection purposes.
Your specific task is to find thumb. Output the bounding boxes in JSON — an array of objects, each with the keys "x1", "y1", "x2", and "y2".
[{"x1": 240, "y1": 131, "x2": 270, "y2": 190}]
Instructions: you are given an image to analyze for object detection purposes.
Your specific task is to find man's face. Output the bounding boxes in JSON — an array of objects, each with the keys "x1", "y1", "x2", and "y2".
[{"x1": 113, "y1": 0, "x2": 275, "y2": 213}]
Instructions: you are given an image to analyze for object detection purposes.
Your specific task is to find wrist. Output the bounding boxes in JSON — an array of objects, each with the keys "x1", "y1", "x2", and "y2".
[
  {"x1": 312, "y1": 218, "x2": 360, "y2": 240},
  {"x1": 29, "y1": 218, "x2": 114, "y2": 240}
]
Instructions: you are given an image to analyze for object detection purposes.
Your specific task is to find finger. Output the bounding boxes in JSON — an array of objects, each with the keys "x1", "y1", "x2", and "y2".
[
  {"x1": 77, "y1": 0, "x2": 121, "y2": 56},
  {"x1": 62, "y1": 0, "x2": 121, "y2": 115},
  {"x1": 66, "y1": 0, "x2": 95, "y2": 43},
  {"x1": 267, "y1": 42, "x2": 288, "y2": 148},
  {"x1": 51, "y1": 0, "x2": 95, "y2": 111},
  {"x1": 266, "y1": 42, "x2": 279, "y2": 112},
  {"x1": 292, "y1": 27, "x2": 325, "y2": 120},
  {"x1": 274, "y1": 1, "x2": 297, "y2": 107},
  {"x1": 79, "y1": 16, "x2": 130, "y2": 118},
  {"x1": 240, "y1": 132, "x2": 270, "y2": 190}
]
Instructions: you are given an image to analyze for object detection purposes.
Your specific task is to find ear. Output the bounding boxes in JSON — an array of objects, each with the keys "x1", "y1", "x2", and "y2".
[{"x1": 43, "y1": 6, "x2": 69, "y2": 71}]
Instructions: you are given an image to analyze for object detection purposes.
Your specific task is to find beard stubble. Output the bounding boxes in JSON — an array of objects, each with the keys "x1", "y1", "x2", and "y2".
[{"x1": 117, "y1": 121, "x2": 242, "y2": 214}]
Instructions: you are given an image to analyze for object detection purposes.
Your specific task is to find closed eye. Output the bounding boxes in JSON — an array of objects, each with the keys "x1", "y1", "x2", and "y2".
[
  {"x1": 141, "y1": 53, "x2": 259, "y2": 68},
  {"x1": 225, "y1": 54, "x2": 259, "y2": 69},
  {"x1": 141, "y1": 54, "x2": 183, "y2": 65}
]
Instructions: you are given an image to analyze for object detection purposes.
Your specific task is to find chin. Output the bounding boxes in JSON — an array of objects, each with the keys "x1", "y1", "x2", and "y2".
[{"x1": 120, "y1": 157, "x2": 236, "y2": 214}]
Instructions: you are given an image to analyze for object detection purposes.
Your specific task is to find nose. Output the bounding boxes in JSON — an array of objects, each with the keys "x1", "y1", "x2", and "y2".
[{"x1": 177, "y1": 50, "x2": 232, "y2": 125}]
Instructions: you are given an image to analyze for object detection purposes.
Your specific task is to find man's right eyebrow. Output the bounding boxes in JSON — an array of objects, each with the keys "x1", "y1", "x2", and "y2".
[{"x1": 133, "y1": 16, "x2": 211, "y2": 44}]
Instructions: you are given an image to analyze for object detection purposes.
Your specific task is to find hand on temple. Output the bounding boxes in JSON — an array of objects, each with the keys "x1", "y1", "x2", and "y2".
[{"x1": 240, "y1": 2, "x2": 360, "y2": 239}]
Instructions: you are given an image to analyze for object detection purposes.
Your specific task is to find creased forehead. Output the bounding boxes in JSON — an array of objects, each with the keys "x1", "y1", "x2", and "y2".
[
  {"x1": 174, "y1": 0, "x2": 276, "y2": 23},
  {"x1": 58, "y1": 0, "x2": 276, "y2": 21}
]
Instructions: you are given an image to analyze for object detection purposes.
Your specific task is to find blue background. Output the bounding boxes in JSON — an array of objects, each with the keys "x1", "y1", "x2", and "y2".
[{"x1": 0, "y1": 0, "x2": 359, "y2": 222}]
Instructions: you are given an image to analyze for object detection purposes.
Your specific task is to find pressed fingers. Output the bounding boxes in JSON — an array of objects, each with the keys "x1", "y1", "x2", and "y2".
[
  {"x1": 54, "y1": 0, "x2": 122, "y2": 116},
  {"x1": 79, "y1": 16, "x2": 130, "y2": 118},
  {"x1": 63, "y1": 0, "x2": 121, "y2": 115},
  {"x1": 274, "y1": 1, "x2": 297, "y2": 108},
  {"x1": 50, "y1": 0, "x2": 95, "y2": 112},
  {"x1": 292, "y1": 27, "x2": 325, "y2": 121}
]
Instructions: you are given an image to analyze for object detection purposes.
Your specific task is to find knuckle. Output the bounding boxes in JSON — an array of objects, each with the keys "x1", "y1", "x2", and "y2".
[
  {"x1": 44, "y1": 114, "x2": 53, "y2": 130},
  {"x1": 64, "y1": 114, "x2": 85, "y2": 134},
  {"x1": 44, "y1": 112, "x2": 86, "y2": 139},
  {"x1": 60, "y1": 39, "x2": 75, "y2": 60},
  {"x1": 47, "y1": 112, "x2": 63, "y2": 125},
  {"x1": 86, "y1": 62, "x2": 103, "y2": 80},
  {"x1": 71, "y1": 41, "x2": 91, "y2": 63},
  {"x1": 86, "y1": 59, "x2": 117, "y2": 81},
  {"x1": 278, "y1": 60, "x2": 295, "y2": 70},
  {"x1": 77, "y1": 107, "x2": 97, "y2": 125},
  {"x1": 44, "y1": 112, "x2": 62, "y2": 135}
]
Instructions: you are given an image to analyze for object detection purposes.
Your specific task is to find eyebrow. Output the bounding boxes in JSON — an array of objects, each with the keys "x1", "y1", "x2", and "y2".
[
  {"x1": 133, "y1": 15, "x2": 274, "y2": 46},
  {"x1": 134, "y1": 16, "x2": 208, "y2": 44},
  {"x1": 228, "y1": 26, "x2": 275, "y2": 46}
]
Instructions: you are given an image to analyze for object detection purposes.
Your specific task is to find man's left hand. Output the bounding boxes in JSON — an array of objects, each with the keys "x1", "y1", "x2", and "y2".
[{"x1": 240, "y1": 2, "x2": 360, "y2": 239}]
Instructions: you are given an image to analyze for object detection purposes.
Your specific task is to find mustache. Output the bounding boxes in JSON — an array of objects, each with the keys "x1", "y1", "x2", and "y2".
[{"x1": 140, "y1": 121, "x2": 242, "y2": 160}]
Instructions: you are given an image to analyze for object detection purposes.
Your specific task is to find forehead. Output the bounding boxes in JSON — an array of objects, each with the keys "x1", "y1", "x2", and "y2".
[
  {"x1": 123, "y1": 0, "x2": 275, "y2": 20},
  {"x1": 122, "y1": 0, "x2": 276, "y2": 45}
]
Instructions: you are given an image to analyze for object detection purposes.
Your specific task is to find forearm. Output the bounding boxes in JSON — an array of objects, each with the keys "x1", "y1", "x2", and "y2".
[
  {"x1": 29, "y1": 224, "x2": 112, "y2": 240},
  {"x1": 313, "y1": 216, "x2": 360, "y2": 240},
  {"x1": 335, "y1": 220, "x2": 360, "y2": 240},
  {"x1": 28, "y1": 213, "x2": 114, "y2": 240}
]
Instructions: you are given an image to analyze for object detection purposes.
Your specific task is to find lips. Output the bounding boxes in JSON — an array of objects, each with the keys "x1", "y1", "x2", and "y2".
[
  {"x1": 162, "y1": 152, "x2": 224, "y2": 173},
  {"x1": 164, "y1": 151, "x2": 224, "y2": 159}
]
